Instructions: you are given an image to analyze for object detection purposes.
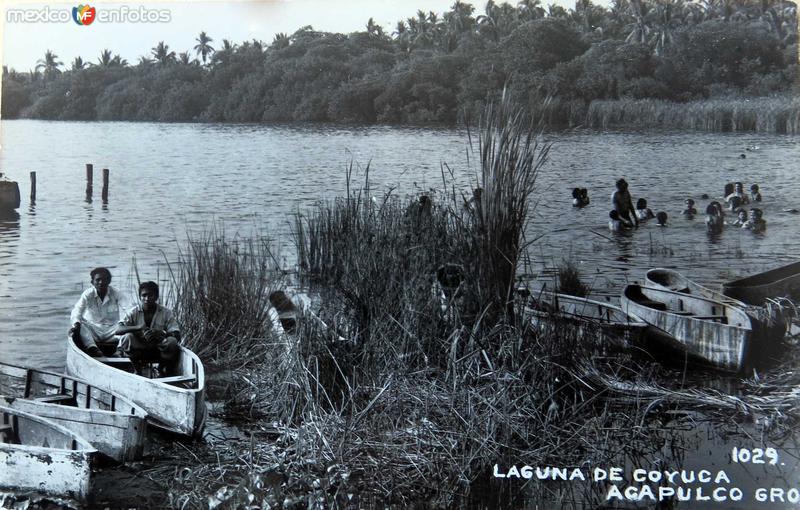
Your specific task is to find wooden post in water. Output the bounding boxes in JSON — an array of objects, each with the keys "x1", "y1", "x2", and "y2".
[
  {"x1": 101, "y1": 168, "x2": 109, "y2": 202},
  {"x1": 85, "y1": 163, "x2": 93, "y2": 202},
  {"x1": 29, "y1": 171, "x2": 36, "y2": 203}
]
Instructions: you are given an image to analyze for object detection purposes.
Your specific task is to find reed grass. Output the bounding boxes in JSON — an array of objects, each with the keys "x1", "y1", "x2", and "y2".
[
  {"x1": 556, "y1": 258, "x2": 589, "y2": 297},
  {"x1": 586, "y1": 96, "x2": 800, "y2": 133},
  {"x1": 166, "y1": 226, "x2": 282, "y2": 367}
]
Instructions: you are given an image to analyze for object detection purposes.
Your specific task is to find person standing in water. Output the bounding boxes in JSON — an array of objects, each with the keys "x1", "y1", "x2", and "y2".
[
  {"x1": 612, "y1": 178, "x2": 638, "y2": 227},
  {"x1": 750, "y1": 184, "x2": 762, "y2": 202},
  {"x1": 682, "y1": 199, "x2": 697, "y2": 217}
]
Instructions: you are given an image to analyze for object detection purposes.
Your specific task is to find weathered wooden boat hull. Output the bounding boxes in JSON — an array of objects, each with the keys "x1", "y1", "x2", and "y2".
[
  {"x1": 0, "y1": 362, "x2": 147, "y2": 462},
  {"x1": 526, "y1": 292, "x2": 649, "y2": 346},
  {"x1": 0, "y1": 406, "x2": 96, "y2": 502},
  {"x1": 0, "y1": 181, "x2": 20, "y2": 209},
  {"x1": 645, "y1": 268, "x2": 746, "y2": 307},
  {"x1": 620, "y1": 285, "x2": 751, "y2": 372},
  {"x1": 65, "y1": 338, "x2": 206, "y2": 437},
  {"x1": 646, "y1": 268, "x2": 787, "y2": 343},
  {"x1": 723, "y1": 261, "x2": 800, "y2": 305}
]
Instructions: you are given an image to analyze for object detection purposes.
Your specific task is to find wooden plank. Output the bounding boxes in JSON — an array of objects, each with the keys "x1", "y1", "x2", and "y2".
[
  {"x1": 35, "y1": 395, "x2": 75, "y2": 404},
  {"x1": 693, "y1": 315, "x2": 728, "y2": 321},
  {"x1": 156, "y1": 375, "x2": 196, "y2": 385},
  {"x1": 96, "y1": 357, "x2": 132, "y2": 363}
]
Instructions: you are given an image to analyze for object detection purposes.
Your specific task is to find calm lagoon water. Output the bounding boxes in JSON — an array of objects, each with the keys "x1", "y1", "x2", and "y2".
[{"x1": 0, "y1": 120, "x2": 798, "y2": 508}]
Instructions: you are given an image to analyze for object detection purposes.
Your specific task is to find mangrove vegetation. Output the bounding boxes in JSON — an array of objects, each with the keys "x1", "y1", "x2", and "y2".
[{"x1": 3, "y1": 0, "x2": 798, "y2": 131}]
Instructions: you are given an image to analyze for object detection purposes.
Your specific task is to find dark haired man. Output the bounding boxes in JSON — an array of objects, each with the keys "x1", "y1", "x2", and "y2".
[
  {"x1": 612, "y1": 178, "x2": 638, "y2": 227},
  {"x1": 115, "y1": 281, "x2": 181, "y2": 376},
  {"x1": 69, "y1": 267, "x2": 128, "y2": 357}
]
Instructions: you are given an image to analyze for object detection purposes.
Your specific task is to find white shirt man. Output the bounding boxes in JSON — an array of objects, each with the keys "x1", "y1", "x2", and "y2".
[{"x1": 69, "y1": 268, "x2": 128, "y2": 356}]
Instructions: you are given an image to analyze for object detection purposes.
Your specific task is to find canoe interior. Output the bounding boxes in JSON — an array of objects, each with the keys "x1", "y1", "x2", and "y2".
[
  {"x1": 646, "y1": 268, "x2": 748, "y2": 307},
  {"x1": 532, "y1": 292, "x2": 643, "y2": 325},
  {"x1": 629, "y1": 285, "x2": 751, "y2": 330},
  {"x1": 0, "y1": 362, "x2": 145, "y2": 415},
  {"x1": 69, "y1": 339, "x2": 201, "y2": 390},
  {"x1": 1, "y1": 407, "x2": 85, "y2": 450},
  {"x1": 646, "y1": 269, "x2": 691, "y2": 293}
]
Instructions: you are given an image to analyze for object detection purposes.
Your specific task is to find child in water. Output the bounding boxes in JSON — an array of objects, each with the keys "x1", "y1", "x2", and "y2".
[
  {"x1": 733, "y1": 209, "x2": 748, "y2": 227},
  {"x1": 729, "y1": 195, "x2": 744, "y2": 214},
  {"x1": 750, "y1": 184, "x2": 762, "y2": 202},
  {"x1": 656, "y1": 212, "x2": 668, "y2": 226},
  {"x1": 572, "y1": 188, "x2": 589, "y2": 207},
  {"x1": 743, "y1": 208, "x2": 767, "y2": 233},
  {"x1": 682, "y1": 198, "x2": 697, "y2": 216},
  {"x1": 706, "y1": 203, "x2": 724, "y2": 233},
  {"x1": 609, "y1": 210, "x2": 632, "y2": 231},
  {"x1": 635, "y1": 198, "x2": 655, "y2": 220}
]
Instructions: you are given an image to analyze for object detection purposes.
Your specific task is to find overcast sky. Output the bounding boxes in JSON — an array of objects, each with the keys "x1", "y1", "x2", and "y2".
[{"x1": 2, "y1": 0, "x2": 594, "y2": 71}]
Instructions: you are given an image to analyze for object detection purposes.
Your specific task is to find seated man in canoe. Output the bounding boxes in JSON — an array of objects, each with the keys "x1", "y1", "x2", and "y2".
[
  {"x1": 69, "y1": 267, "x2": 128, "y2": 357},
  {"x1": 115, "y1": 281, "x2": 181, "y2": 376}
]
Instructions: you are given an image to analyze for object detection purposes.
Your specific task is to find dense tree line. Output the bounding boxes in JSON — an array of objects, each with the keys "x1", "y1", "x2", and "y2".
[{"x1": 3, "y1": 0, "x2": 797, "y2": 125}]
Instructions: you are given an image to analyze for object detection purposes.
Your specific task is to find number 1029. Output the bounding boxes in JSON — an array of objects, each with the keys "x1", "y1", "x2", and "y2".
[{"x1": 731, "y1": 447, "x2": 779, "y2": 465}]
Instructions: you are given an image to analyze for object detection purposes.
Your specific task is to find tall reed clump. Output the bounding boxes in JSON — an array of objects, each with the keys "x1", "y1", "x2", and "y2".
[
  {"x1": 167, "y1": 227, "x2": 280, "y2": 367},
  {"x1": 586, "y1": 96, "x2": 800, "y2": 133},
  {"x1": 469, "y1": 91, "x2": 551, "y2": 321}
]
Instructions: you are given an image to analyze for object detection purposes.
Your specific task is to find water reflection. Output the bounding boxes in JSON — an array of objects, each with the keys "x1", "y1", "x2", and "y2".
[
  {"x1": 611, "y1": 229, "x2": 636, "y2": 262},
  {"x1": 0, "y1": 209, "x2": 20, "y2": 238}
]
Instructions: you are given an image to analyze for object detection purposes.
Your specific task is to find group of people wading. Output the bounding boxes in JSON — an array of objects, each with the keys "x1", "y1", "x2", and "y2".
[
  {"x1": 607, "y1": 178, "x2": 669, "y2": 230},
  {"x1": 69, "y1": 267, "x2": 182, "y2": 376},
  {"x1": 572, "y1": 178, "x2": 767, "y2": 234}
]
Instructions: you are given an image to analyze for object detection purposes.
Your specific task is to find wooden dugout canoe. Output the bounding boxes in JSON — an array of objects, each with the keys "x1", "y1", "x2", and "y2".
[
  {"x1": 645, "y1": 268, "x2": 748, "y2": 308},
  {"x1": 65, "y1": 338, "x2": 206, "y2": 437},
  {"x1": 722, "y1": 260, "x2": 800, "y2": 306},
  {"x1": 620, "y1": 285, "x2": 752, "y2": 372},
  {"x1": 525, "y1": 291, "x2": 649, "y2": 346},
  {"x1": 0, "y1": 362, "x2": 147, "y2": 462},
  {"x1": 646, "y1": 268, "x2": 788, "y2": 343},
  {"x1": 0, "y1": 405, "x2": 96, "y2": 502}
]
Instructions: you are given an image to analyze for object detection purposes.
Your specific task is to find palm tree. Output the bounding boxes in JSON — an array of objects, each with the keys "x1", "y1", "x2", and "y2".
[
  {"x1": 518, "y1": 0, "x2": 545, "y2": 20},
  {"x1": 571, "y1": 0, "x2": 607, "y2": 33},
  {"x1": 137, "y1": 56, "x2": 154, "y2": 67},
  {"x1": 546, "y1": 3, "x2": 569, "y2": 17},
  {"x1": 211, "y1": 39, "x2": 237, "y2": 65},
  {"x1": 625, "y1": 0, "x2": 651, "y2": 44},
  {"x1": 70, "y1": 56, "x2": 86, "y2": 71},
  {"x1": 649, "y1": 0, "x2": 681, "y2": 55},
  {"x1": 35, "y1": 50, "x2": 62, "y2": 78},
  {"x1": 445, "y1": 0, "x2": 476, "y2": 32},
  {"x1": 393, "y1": 21, "x2": 411, "y2": 52},
  {"x1": 271, "y1": 32, "x2": 290, "y2": 50},
  {"x1": 178, "y1": 52, "x2": 192, "y2": 65},
  {"x1": 96, "y1": 49, "x2": 114, "y2": 67},
  {"x1": 366, "y1": 17, "x2": 386, "y2": 38},
  {"x1": 477, "y1": 0, "x2": 500, "y2": 40},
  {"x1": 478, "y1": 1, "x2": 519, "y2": 41},
  {"x1": 151, "y1": 41, "x2": 176, "y2": 65},
  {"x1": 111, "y1": 54, "x2": 128, "y2": 67},
  {"x1": 193, "y1": 31, "x2": 215, "y2": 65}
]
